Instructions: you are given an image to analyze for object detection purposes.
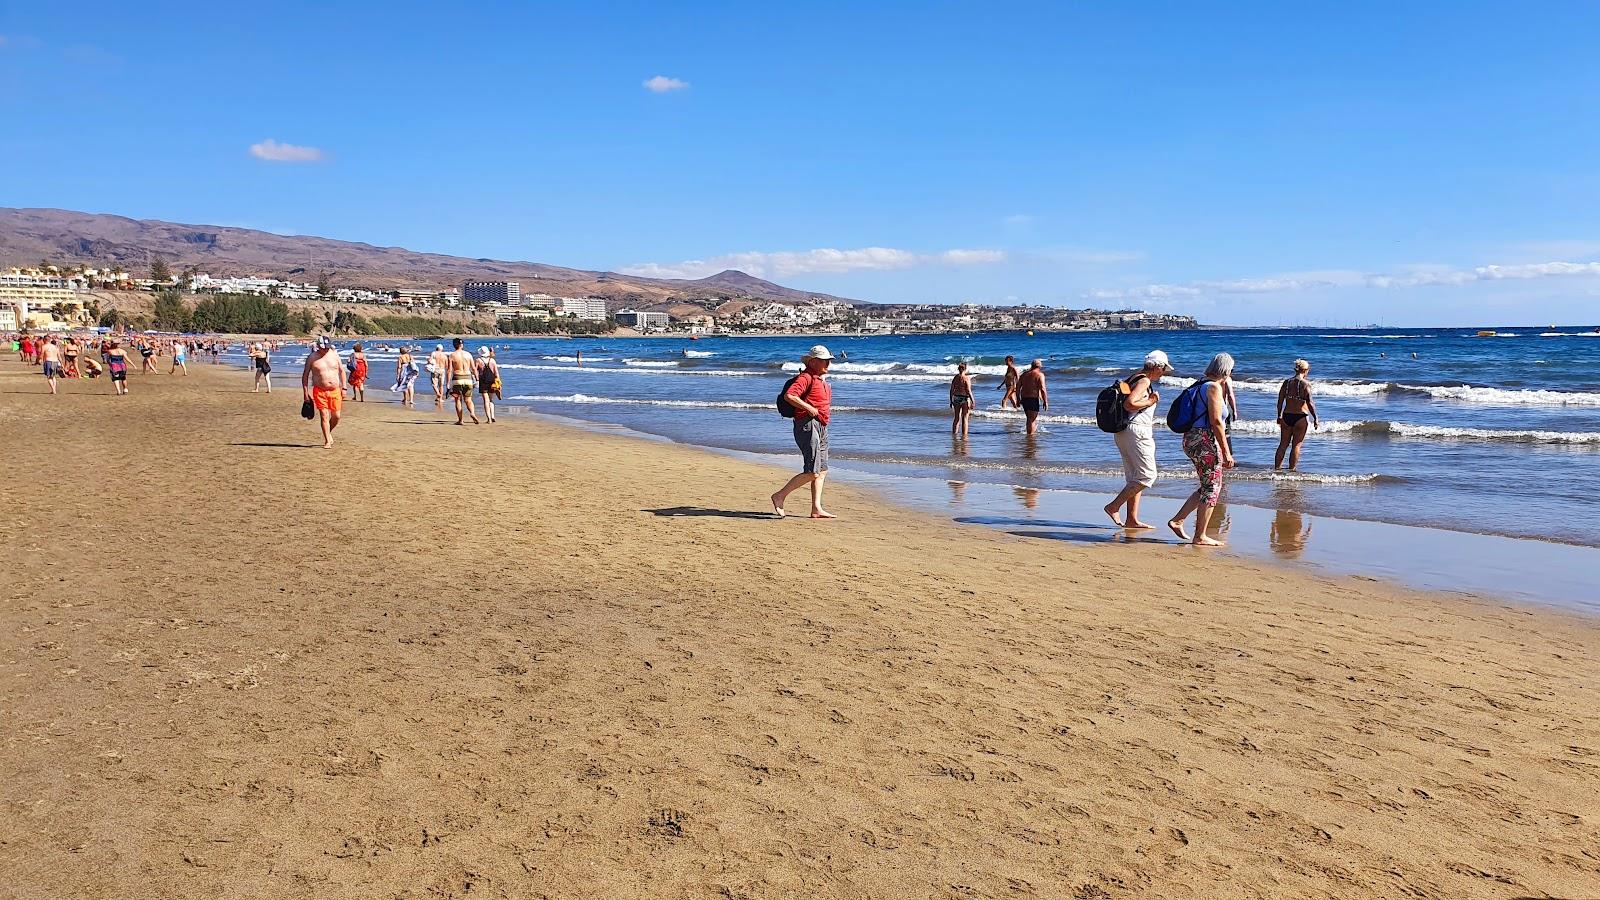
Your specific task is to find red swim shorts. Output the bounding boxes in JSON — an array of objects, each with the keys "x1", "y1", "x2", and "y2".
[{"x1": 310, "y1": 386, "x2": 342, "y2": 413}]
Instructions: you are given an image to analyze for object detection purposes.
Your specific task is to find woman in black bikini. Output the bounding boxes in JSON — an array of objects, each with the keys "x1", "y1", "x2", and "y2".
[
  {"x1": 949, "y1": 362, "x2": 974, "y2": 439},
  {"x1": 1274, "y1": 358, "x2": 1319, "y2": 471}
]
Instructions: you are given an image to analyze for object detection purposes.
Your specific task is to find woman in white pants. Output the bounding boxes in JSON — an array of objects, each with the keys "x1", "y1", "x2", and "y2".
[{"x1": 1104, "y1": 350, "x2": 1173, "y2": 529}]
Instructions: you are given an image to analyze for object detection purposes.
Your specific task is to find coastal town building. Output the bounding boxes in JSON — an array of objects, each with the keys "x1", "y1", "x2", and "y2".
[
  {"x1": 0, "y1": 267, "x2": 94, "y2": 329},
  {"x1": 463, "y1": 281, "x2": 521, "y2": 304},
  {"x1": 559, "y1": 297, "x2": 609, "y2": 320},
  {"x1": 613, "y1": 310, "x2": 670, "y2": 329}
]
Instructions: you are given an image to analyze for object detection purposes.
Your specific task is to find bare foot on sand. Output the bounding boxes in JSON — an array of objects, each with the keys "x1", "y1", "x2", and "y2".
[
  {"x1": 810, "y1": 509, "x2": 837, "y2": 519},
  {"x1": 770, "y1": 494, "x2": 786, "y2": 519},
  {"x1": 1102, "y1": 504, "x2": 1123, "y2": 527},
  {"x1": 321, "y1": 442, "x2": 334, "y2": 450},
  {"x1": 1125, "y1": 520, "x2": 1155, "y2": 530},
  {"x1": 1192, "y1": 535, "x2": 1224, "y2": 546},
  {"x1": 1167, "y1": 519, "x2": 1189, "y2": 541}
]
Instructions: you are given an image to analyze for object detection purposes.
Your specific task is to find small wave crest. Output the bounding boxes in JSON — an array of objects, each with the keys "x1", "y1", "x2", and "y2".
[
  {"x1": 508, "y1": 393, "x2": 769, "y2": 410},
  {"x1": 1159, "y1": 375, "x2": 1600, "y2": 406}
]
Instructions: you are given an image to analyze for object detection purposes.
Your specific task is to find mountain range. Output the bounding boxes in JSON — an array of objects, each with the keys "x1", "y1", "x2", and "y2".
[{"x1": 0, "y1": 208, "x2": 860, "y2": 316}]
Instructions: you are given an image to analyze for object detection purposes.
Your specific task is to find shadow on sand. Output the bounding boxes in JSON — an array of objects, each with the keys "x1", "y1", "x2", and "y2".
[
  {"x1": 646, "y1": 506, "x2": 775, "y2": 520},
  {"x1": 1006, "y1": 528, "x2": 1177, "y2": 545},
  {"x1": 230, "y1": 442, "x2": 313, "y2": 449}
]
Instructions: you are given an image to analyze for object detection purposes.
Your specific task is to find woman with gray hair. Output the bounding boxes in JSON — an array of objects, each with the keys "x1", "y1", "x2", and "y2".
[{"x1": 1168, "y1": 352, "x2": 1237, "y2": 545}]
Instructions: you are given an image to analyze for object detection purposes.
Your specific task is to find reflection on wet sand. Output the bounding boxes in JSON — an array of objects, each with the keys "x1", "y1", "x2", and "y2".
[
  {"x1": 1270, "y1": 508, "x2": 1313, "y2": 556},
  {"x1": 947, "y1": 478, "x2": 968, "y2": 505},
  {"x1": 1268, "y1": 481, "x2": 1313, "y2": 556},
  {"x1": 1013, "y1": 486, "x2": 1041, "y2": 510},
  {"x1": 1020, "y1": 433, "x2": 1041, "y2": 462},
  {"x1": 1205, "y1": 503, "x2": 1232, "y2": 541}
]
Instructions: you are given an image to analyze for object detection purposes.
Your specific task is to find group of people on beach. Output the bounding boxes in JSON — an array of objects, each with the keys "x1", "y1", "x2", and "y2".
[
  {"x1": 1064, "y1": 350, "x2": 1318, "y2": 545},
  {"x1": 295, "y1": 336, "x2": 505, "y2": 448},
  {"x1": 771, "y1": 342, "x2": 1321, "y2": 545},
  {"x1": 13, "y1": 333, "x2": 250, "y2": 395}
]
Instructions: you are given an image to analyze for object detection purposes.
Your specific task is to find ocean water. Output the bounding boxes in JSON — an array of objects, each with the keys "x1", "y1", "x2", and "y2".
[{"x1": 341, "y1": 328, "x2": 1600, "y2": 548}]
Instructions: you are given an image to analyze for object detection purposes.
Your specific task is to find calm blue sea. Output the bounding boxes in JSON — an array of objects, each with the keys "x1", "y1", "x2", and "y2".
[{"x1": 343, "y1": 327, "x2": 1600, "y2": 549}]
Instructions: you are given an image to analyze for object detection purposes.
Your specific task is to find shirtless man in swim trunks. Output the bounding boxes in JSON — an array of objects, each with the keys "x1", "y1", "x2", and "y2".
[
  {"x1": 427, "y1": 344, "x2": 449, "y2": 404},
  {"x1": 1016, "y1": 360, "x2": 1048, "y2": 435},
  {"x1": 40, "y1": 338, "x2": 63, "y2": 395},
  {"x1": 301, "y1": 335, "x2": 346, "y2": 448},
  {"x1": 446, "y1": 337, "x2": 480, "y2": 425}
]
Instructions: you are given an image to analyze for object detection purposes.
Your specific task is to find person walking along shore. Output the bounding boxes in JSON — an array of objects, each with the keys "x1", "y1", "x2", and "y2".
[
  {"x1": 105, "y1": 341, "x2": 130, "y2": 396},
  {"x1": 446, "y1": 338, "x2": 479, "y2": 425},
  {"x1": 395, "y1": 347, "x2": 419, "y2": 407},
  {"x1": 250, "y1": 343, "x2": 273, "y2": 393},
  {"x1": 772, "y1": 345, "x2": 835, "y2": 519},
  {"x1": 476, "y1": 345, "x2": 499, "y2": 423},
  {"x1": 301, "y1": 336, "x2": 346, "y2": 449},
  {"x1": 1275, "y1": 358, "x2": 1320, "y2": 471},
  {"x1": 1169, "y1": 353, "x2": 1237, "y2": 545},
  {"x1": 1103, "y1": 350, "x2": 1171, "y2": 529}
]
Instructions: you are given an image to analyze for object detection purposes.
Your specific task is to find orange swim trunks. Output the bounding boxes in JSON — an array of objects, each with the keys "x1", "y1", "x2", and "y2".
[{"x1": 310, "y1": 386, "x2": 342, "y2": 413}]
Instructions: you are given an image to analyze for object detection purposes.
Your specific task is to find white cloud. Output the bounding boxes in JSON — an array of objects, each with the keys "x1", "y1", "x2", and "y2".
[
  {"x1": 1088, "y1": 261, "x2": 1600, "y2": 302},
  {"x1": 248, "y1": 139, "x2": 326, "y2": 163},
  {"x1": 1003, "y1": 214, "x2": 1035, "y2": 227},
  {"x1": 643, "y1": 75, "x2": 689, "y2": 93},
  {"x1": 621, "y1": 246, "x2": 1008, "y2": 281}
]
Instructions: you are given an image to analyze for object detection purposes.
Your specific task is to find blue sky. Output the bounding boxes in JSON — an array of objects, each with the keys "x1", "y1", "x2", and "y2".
[{"x1": 4, "y1": 1, "x2": 1599, "y2": 325}]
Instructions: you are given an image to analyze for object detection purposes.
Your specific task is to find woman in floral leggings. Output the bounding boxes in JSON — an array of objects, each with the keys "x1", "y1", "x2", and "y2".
[{"x1": 1169, "y1": 353, "x2": 1237, "y2": 545}]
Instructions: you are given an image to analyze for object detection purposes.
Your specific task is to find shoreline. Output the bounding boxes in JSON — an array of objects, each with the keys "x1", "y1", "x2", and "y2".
[
  {"x1": 3, "y1": 359, "x2": 1598, "y2": 897},
  {"x1": 516, "y1": 406, "x2": 1600, "y2": 613}
]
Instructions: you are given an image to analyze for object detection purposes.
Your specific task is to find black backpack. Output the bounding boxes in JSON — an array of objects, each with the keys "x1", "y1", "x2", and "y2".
[
  {"x1": 1094, "y1": 373, "x2": 1145, "y2": 433},
  {"x1": 776, "y1": 375, "x2": 801, "y2": 418}
]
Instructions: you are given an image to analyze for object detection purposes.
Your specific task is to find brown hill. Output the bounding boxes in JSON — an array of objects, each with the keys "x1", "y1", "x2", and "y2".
[{"x1": 0, "y1": 208, "x2": 861, "y2": 313}]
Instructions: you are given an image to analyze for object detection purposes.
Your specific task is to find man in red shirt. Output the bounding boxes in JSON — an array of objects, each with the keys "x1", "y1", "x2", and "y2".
[{"x1": 771, "y1": 345, "x2": 836, "y2": 519}]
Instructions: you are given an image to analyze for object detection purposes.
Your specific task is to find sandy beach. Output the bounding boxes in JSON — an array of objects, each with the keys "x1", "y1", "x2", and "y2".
[{"x1": 2, "y1": 358, "x2": 1598, "y2": 900}]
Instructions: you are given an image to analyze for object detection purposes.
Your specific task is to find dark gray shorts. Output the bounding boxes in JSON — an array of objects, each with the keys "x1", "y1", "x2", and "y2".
[{"x1": 794, "y1": 419, "x2": 829, "y2": 474}]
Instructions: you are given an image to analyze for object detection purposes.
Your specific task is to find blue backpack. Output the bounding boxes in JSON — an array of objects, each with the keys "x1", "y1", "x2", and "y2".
[{"x1": 1165, "y1": 380, "x2": 1209, "y2": 433}]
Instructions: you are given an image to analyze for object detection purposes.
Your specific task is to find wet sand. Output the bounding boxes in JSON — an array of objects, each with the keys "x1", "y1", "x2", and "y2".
[{"x1": 2, "y1": 358, "x2": 1598, "y2": 899}]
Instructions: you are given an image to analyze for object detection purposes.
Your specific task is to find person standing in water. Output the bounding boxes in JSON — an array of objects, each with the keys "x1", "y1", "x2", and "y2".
[
  {"x1": 949, "y1": 361, "x2": 974, "y2": 439},
  {"x1": 1103, "y1": 350, "x2": 1171, "y2": 529},
  {"x1": 771, "y1": 345, "x2": 835, "y2": 519},
  {"x1": 998, "y1": 355, "x2": 1020, "y2": 409},
  {"x1": 1274, "y1": 358, "x2": 1320, "y2": 471},
  {"x1": 1016, "y1": 360, "x2": 1048, "y2": 435},
  {"x1": 1169, "y1": 353, "x2": 1237, "y2": 545}
]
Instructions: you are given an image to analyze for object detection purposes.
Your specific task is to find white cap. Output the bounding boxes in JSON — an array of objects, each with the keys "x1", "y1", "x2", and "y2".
[
  {"x1": 804, "y1": 344, "x2": 834, "y2": 360},
  {"x1": 477, "y1": 346, "x2": 490, "y2": 357},
  {"x1": 1144, "y1": 349, "x2": 1174, "y2": 373}
]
